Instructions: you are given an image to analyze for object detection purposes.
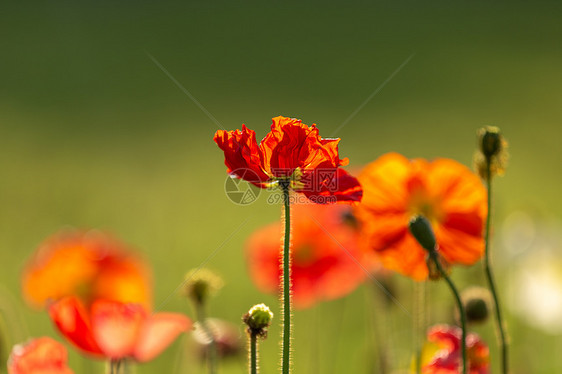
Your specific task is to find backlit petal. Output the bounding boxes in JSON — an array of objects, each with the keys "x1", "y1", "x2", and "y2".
[
  {"x1": 49, "y1": 297, "x2": 102, "y2": 356},
  {"x1": 214, "y1": 125, "x2": 269, "y2": 185},
  {"x1": 133, "y1": 313, "x2": 192, "y2": 362},
  {"x1": 91, "y1": 300, "x2": 146, "y2": 359}
]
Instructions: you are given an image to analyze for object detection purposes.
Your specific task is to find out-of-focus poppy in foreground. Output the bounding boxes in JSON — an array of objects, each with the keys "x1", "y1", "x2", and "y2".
[
  {"x1": 419, "y1": 324, "x2": 489, "y2": 374},
  {"x1": 246, "y1": 203, "x2": 372, "y2": 308},
  {"x1": 49, "y1": 296, "x2": 191, "y2": 362},
  {"x1": 22, "y1": 230, "x2": 152, "y2": 309},
  {"x1": 355, "y1": 153, "x2": 487, "y2": 280},
  {"x1": 8, "y1": 337, "x2": 74, "y2": 374}
]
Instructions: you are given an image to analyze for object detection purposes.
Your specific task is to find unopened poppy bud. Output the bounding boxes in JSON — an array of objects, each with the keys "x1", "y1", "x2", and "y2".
[
  {"x1": 182, "y1": 268, "x2": 224, "y2": 306},
  {"x1": 457, "y1": 287, "x2": 491, "y2": 324},
  {"x1": 243, "y1": 303, "x2": 273, "y2": 338},
  {"x1": 474, "y1": 126, "x2": 508, "y2": 180},
  {"x1": 479, "y1": 126, "x2": 502, "y2": 159},
  {"x1": 409, "y1": 215, "x2": 437, "y2": 252}
]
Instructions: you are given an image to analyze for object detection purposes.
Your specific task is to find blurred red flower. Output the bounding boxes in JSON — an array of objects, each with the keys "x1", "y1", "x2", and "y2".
[
  {"x1": 8, "y1": 337, "x2": 74, "y2": 374},
  {"x1": 421, "y1": 325, "x2": 490, "y2": 374},
  {"x1": 355, "y1": 153, "x2": 487, "y2": 280},
  {"x1": 246, "y1": 203, "x2": 370, "y2": 308},
  {"x1": 22, "y1": 230, "x2": 152, "y2": 310},
  {"x1": 214, "y1": 116, "x2": 362, "y2": 203},
  {"x1": 49, "y1": 296, "x2": 191, "y2": 362}
]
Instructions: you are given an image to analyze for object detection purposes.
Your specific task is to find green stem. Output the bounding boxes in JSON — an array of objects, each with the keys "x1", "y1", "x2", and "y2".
[
  {"x1": 281, "y1": 183, "x2": 292, "y2": 374},
  {"x1": 250, "y1": 333, "x2": 258, "y2": 374},
  {"x1": 484, "y1": 165, "x2": 509, "y2": 374},
  {"x1": 108, "y1": 360, "x2": 120, "y2": 374},
  {"x1": 430, "y1": 252, "x2": 467, "y2": 374},
  {"x1": 196, "y1": 303, "x2": 217, "y2": 374},
  {"x1": 414, "y1": 282, "x2": 425, "y2": 374}
]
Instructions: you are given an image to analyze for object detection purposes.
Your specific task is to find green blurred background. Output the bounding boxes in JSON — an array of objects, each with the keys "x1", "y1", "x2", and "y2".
[{"x1": 1, "y1": 1, "x2": 561, "y2": 373}]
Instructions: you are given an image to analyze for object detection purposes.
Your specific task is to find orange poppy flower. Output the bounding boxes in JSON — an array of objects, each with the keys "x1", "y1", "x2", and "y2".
[
  {"x1": 355, "y1": 153, "x2": 487, "y2": 280},
  {"x1": 8, "y1": 337, "x2": 74, "y2": 374},
  {"x1": 49, "y1": 296, "x2": 191, "y2": 362},
  {"x1": 421, "y1": 325, "x2": 489, "y2": 374},
  {"x1": 22, "y1": 230, "x2": 152, "y2": 310},
  {"x1": 246, "y1": 203, "x2": 367, "y2": 308},
  {"x1": 214, "y1": 116, "x2": 362, "y2": 203}
]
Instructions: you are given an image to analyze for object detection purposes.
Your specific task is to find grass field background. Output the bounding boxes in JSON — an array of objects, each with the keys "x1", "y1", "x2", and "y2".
[{"x1": 1, "y1": 1, "x2": 561, "y2": 373}]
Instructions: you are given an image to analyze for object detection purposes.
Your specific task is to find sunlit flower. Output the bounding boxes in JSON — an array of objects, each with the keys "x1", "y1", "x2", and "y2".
[
  {"x1": 246, "y1": 203, "x2": 368, "y2": 308},
  {"x1": 214, "y1": 116, "x2": 362, "y2": 203},
  {"x1": 355, "y1": 153, "x2": 487, "y2": 280},
  {"x1": 8, "y1": 337, "x2": 74, "y2": 374},
  {"x1": 49, "y1": 296, "x2": 191, "y2": 362},
  {"x1": 420, "y1": 325, "x2": 489, "y2": 374},
  {"x1": 22, "y1": 230, "x2": 152, "y2": 309}
]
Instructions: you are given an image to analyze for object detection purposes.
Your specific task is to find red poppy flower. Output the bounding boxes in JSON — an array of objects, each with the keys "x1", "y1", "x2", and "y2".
[
  {"x1": 8, "y1": 337, "x2": 74, "y2": 374},
  {"x1": 22, "y1": 230, "x2": 152, "y2": 310},
  {"x1": 49, "y1": 296, "x2": 191, "y2": 362},
  {"x1": 246, "y1": 203, "x2": 369, "y2": 308},
  {"x1": 421, "y1": 325, "x2": 490, "y2": 374},
  {"x1": 214, "y1": 116, "x2": 362, "y2": 203},
  {"x1": 355, "y1": 153, "x2": 487, "y2": 280}
]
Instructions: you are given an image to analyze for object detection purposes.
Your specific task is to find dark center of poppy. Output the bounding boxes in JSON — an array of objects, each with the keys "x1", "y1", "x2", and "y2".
[{"x1": 293, "y1": 245, "x2": 316, "y2": 266}]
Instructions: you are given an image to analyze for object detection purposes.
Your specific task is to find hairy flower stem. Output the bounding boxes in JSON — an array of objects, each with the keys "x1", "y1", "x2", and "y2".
[
  {"x1": 281, "y1": 183, "x2": 292, "y2": 374},
  {"x1": 429, "y1": 251, "x2": 467, "y2": 374},
  {"x1": 484, "y1": 165, "x2": 509, "y2": 374},
  {"x1": 250, "y1": 333, "x2": 258, "y2": 374},
  {"x1": 196, "y1": 303, "x2": 217, "y2": 374}
]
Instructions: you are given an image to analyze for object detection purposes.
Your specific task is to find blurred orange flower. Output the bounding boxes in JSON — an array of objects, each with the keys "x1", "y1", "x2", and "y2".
[
  {"x1": 22, "y1": 230, "x2": 152, "y2": 309},
  {"x1": 246, "y1": 203, "x2": 369, "y2": 308},
  {"x1": 355, "y1": 153, "x2": 486, "y2": 280},
  {"x1": 420, "y1": 325, "x2": 489, "y2": 374},
  {"x1": 49, "y1": 296, "x2": 191, "y2": 362},
  {"x1": 214, "y1": 116, "x2": 362, "y2": 203},
  {"x1": 8, "y1": 337, "x2": 74, "y2": 374}
]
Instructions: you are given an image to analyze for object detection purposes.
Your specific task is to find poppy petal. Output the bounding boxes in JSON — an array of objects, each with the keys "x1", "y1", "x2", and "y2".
[
  {"x1": 91, "y1": 300, "x2": 147, "y2": 359},
  {"x1": 49, "y1": 297, "x2": 103, "y2": 356},
  {"x1": 133, "y1": 313, "x2": 191, "y2": 362},
  {"x1": 302, "y1": 168, "x2": 362, "y2": 204},
  {"x1": 214, "y1": 125, "x2": 269, "y2": 185},
  {"x1": 261, "y1": 116, "x2": 322, "y2": 175}
]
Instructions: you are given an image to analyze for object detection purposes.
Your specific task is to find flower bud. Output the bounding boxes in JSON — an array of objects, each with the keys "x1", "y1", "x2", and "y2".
[
  {"x1": 479, "y1": 126, "x2": 502, "y2": 159},
  {"x1": 409, "y1": 215, "x2": 437, "y2": 252},
  {"x1": 474, "y1": 126, "x2": 508, "y2": 180},
  {"x1": 457, "y1": 287, "x2": 491, "y2": 324},
  {"x1": 182, "y1": 268, "x2": 223, "y2": 306},
  {"x1": 243, "y1": 303, "x2": 273, "y2": 338}
]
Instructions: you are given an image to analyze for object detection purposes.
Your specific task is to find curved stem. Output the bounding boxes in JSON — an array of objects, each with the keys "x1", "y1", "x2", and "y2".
[
  {"x1": 483, "y1": 165, "x2": 509, "y2": 374},
  {"x1": 250, "y1": 333, "x2": 258, "y2": 374},
  {"x1": 430, "y1": 252, "x2": 467, "y2": 374},
  {"x1": 281, "y1": 184, "x2": 292, "y2": 374}
]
